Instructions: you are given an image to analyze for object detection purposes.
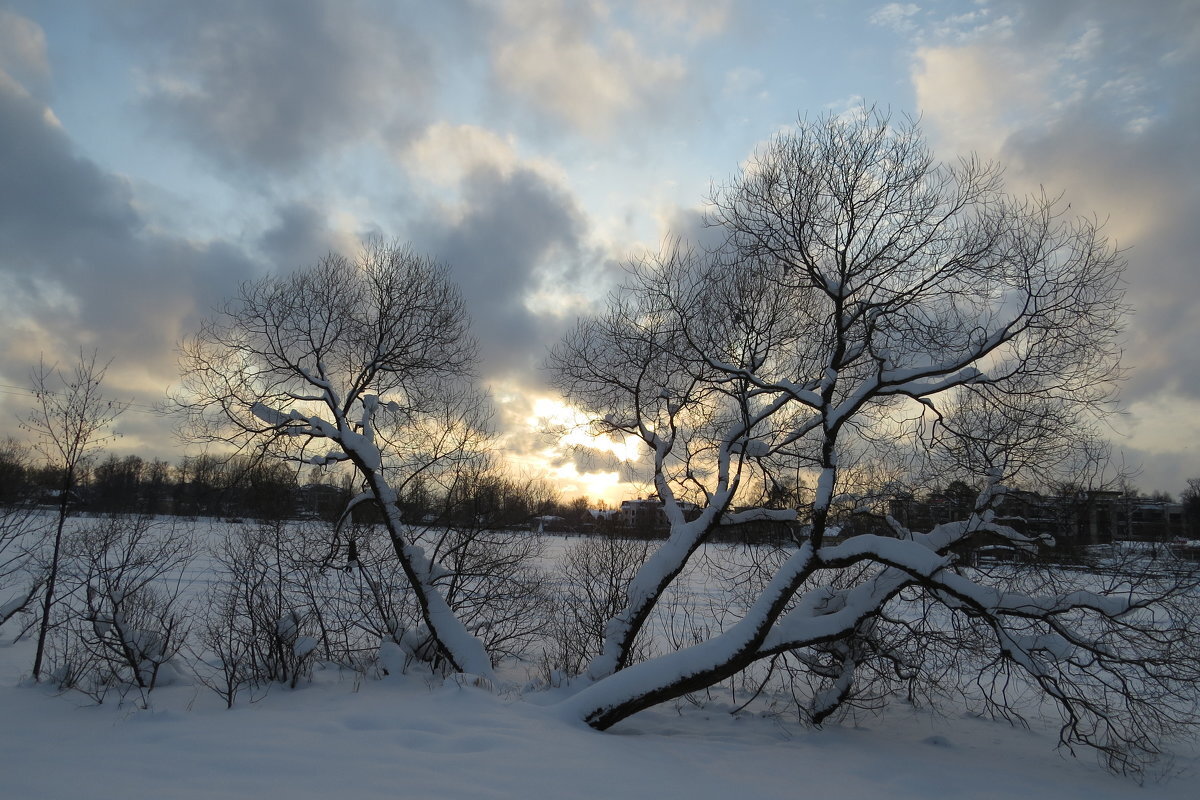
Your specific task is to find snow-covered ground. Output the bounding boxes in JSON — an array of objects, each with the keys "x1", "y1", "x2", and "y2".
[
  {"x1": 0, "y1": 520, "x2": 1196, "y2": 799},
  {"x1": 1, "y1": 635, "x2": 1194, "y2": 799}
]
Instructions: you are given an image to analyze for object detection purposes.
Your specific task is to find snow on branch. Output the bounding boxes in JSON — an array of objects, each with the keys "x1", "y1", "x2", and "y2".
[
  {"x1": 933, "y1": 571, "x2": 1136, "y2": 619},
  {"x1": 818, "y1": 534, "x2": 952, "y2": 579},
  {"x1": 722, "y1": 507, "x2": 799, "y2": 525},
  {"x1": 250, "y1": 402, "x2": 302, "y2": 427}
]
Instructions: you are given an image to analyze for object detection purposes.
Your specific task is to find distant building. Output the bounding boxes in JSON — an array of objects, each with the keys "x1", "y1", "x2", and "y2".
[
  {"x1": 620, "y1": 498, "x2": 664, "y2": 530},
  {"x1": 618, "y1": 497, "x2": 700, "y2": 533},
  {"x1": 884, "y1": 486, "x2": 1163, "y2": 553},
  {"x1": 1116, "y1": 499, "x2": 1186, "y2": 542},
  {"x1": 530, "y1": 515, "x2": 569, "y2": 533}
]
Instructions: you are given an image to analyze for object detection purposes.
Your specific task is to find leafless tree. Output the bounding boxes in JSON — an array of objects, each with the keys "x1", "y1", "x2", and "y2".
[
  {"x1": 549, "y1": 108, "x2": 1193, "y2": 772},
  {"x1": 320, "y1": 460, "x2": 555, "y2": 674},
  {"x1": 21, "y1": 350, "x2": 127, "y2": 680},
  {"x1": 174, "y1": 240, "x2": 496, "y2": 679}
]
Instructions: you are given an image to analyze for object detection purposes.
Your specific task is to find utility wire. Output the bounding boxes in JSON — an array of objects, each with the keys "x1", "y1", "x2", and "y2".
[{"x1": 0, "y1": 382, "x2": 169, "y2": 415}]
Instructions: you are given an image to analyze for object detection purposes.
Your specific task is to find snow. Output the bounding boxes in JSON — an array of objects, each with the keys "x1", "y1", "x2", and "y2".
[
  {"x1": 819, "y1": 534, "x2": 952, "y2": 577},
  {"x1": 814, "y1": 466, "x2": 836, "y2": 511},
  {"x1": 0, "y1": 593, "x2": 27, "y2": 620},
  {"x1": 0, "y1": 521, "x2": 1195, "y2": 798},
  {"x1": 1, "y1": 637, "x2": 1193, "y2": 800}
]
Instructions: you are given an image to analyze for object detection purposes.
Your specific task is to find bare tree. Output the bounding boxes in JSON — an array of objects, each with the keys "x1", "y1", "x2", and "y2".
[
  {"x1": 21, "y1": 350, "x2": 127, "y2": 681},
  {"x1": 549, "y1": 108, "x2": 1193, "y2": 772},
  {"x1": 174, "y1": 240, "x2": 496, "y2": 679},
  {"x1": 324, "y1": 460, "x2": 555, "y2": 673},
  {"x1": 1183, "y1": 478, "x2": 1200, "y2": 534}
]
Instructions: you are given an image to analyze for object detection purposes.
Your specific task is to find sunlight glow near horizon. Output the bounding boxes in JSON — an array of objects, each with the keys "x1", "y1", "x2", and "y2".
[{"x1": 518, "y1": 396, "x2": 642, "y2": 505}]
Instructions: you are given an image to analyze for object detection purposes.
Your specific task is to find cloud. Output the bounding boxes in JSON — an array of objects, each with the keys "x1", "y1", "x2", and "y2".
[
  {"x1": 256, "y1": 202, "x2": 364, "y2": 273},
  {"x1": 484, "y1": 0, "x2": 689, "y2": 136},
  {"x1": 869, "y1": 3, "x2": 922, "y2": 34},
  {"x1": 400, "y1": 122, "x2": 568, "y2": 190},
  {"x1": 0, "y1": 2, "x2": 636, "y2": 487},
  {"x1": 115, "y1": 0, "x2": 435, "y2": 173},
  {"x1": 901, "y1": 0, "x2": 1200, "y2": 489},
  {"x1": 633, "y1": 0, "x2": 733, "y2": 41},
  {"x1": 0, "y1": 9, "x2": 50, "y2": 98},
  {"x1": 0, "y1": 80, "x2": 137, "y2": 266},
  {"x1": 408, "y1": 162, "x2": 595, "y2": 386},
  {"x1": 913, "y1": 43, "x2": 1058, "y2": 154},
  {"x1": 0, "y1": 62, "x2": 259, "y2": 455},
  {"x1": 392, "y1": 119, "x2": 624, "y2": 392},
  {"x1": 722, "y1": 66, "x2": 767, "y2": 100}
]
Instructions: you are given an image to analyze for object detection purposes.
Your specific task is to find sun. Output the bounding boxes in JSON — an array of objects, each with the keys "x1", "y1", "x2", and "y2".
[{"x1": 499, "y1": 395, "x2": 643, "y2": 506}]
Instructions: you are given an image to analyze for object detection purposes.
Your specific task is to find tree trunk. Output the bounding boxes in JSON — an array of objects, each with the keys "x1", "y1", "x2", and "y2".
[{"x1": 32, "y1": 468, "x2": 72, "y2": 681}]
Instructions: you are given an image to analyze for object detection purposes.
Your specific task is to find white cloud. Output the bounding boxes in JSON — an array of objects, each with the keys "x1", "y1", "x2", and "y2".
[
  {"x1": 400, "y1": 123, "x2": 567, "y2": 189},
  {"x1": 1062, "y1": 22, "x2": 1102, "y2": 62},
  {"x1": 635, "y1": 0, "x2": 732, "y2": 41},
  {"x1": 722, "y1": 66, "x2": 766, "y2": 99},
  {"x1": 869, "y1": 3, "x2": 921, "y2": 34},
  {"x1": 913, "y1": 43, "x2": 1055, "y2": 155},
  {"x1": 930, "y1": 8, "x2": 1013, "y2": 43},
  {"x1": 402, "y1": 124, "x2": 522, "y2": 187},
  {"x1": 487, "y1": 0, "x2": 687, "y2": 135},
  {"x1": 0, "y1": 10, "x2": 49, "y2": 94}
]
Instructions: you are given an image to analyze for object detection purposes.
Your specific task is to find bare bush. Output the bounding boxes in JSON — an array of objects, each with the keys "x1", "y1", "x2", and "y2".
[
  {"x1": 0, "y1": 443, "x2": 45, "y2": 631},
  {"x1": 192, "y1": 513, "x2": 553, "y2": 704},
  {"x1": 49, "y1": 515, "x2": 195, "y2": 703},
  {"x1": 196, "y1": 521, "x2": 321, "y2": 694},
  {"x1": 543, "y1": 535, "x2": 653, "y2": 679}
]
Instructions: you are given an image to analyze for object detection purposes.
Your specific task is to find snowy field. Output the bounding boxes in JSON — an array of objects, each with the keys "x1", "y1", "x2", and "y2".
[{"x1": 1, "y1": 518, "x2": 1197, "y2": 799}]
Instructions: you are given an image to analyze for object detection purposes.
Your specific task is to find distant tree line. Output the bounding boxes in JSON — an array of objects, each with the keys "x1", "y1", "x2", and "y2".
[
  {"x1": 0, "y1": 444, "x2": 305, "y2": 521},
  {"x1": 3, "y1": 439, "x2": 1197, "y2": 545},
  {"x1": 0, "y1": 440, "x2": 607, "y2": 529}
]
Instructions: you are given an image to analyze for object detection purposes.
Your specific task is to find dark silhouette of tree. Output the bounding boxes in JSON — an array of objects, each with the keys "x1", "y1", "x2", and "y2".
[
  {"x1": 175, "y1": 240, "x2": 495, "y2": 678},
  {"x1": 550, "y1": 108, "x2": 1194, "y2": 774},
  {"x1": 22, "y1": 350, "x2": 127, "y2": 681}
]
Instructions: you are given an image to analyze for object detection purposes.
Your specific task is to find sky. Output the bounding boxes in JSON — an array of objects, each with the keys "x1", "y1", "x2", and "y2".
[{"x1": 0, "y1": 0, "x2": 1197, "y2": 504}]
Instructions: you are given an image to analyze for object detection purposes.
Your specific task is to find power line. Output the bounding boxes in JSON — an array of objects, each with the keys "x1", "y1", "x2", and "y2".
[{"x1": 0, "y1": 382, "x2": 169, "y2": 415}]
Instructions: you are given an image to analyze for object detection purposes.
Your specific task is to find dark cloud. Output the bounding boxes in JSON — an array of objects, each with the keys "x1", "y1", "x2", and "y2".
[
  {"x1": 112, "y1": 0, "x2": 436, "y2": 173},
  {"x1": 994, "y1": 0, "x2": 1197, "y2": 54},
  {"x1": 409, "y1": 164, "x2": 596, "y2": 388},
  {"x1": 1005, "y1": 116, "x2": 1200, "y2": 401},
  {"x1": 0, "y1": 68, "x2": 259, "y2": 455},
  {"x1": 0, "y1": 84, "x2": 137, "y2": 267},
  {"x1": 658, "y1": 205, "x2": 729, "y2": 253},
  {"x1": 257, "y1": 202, "x2": 349, "y2": 272},
  {"x1": 986, "y1": 0, "x2": 1200, "y2": 402}
]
